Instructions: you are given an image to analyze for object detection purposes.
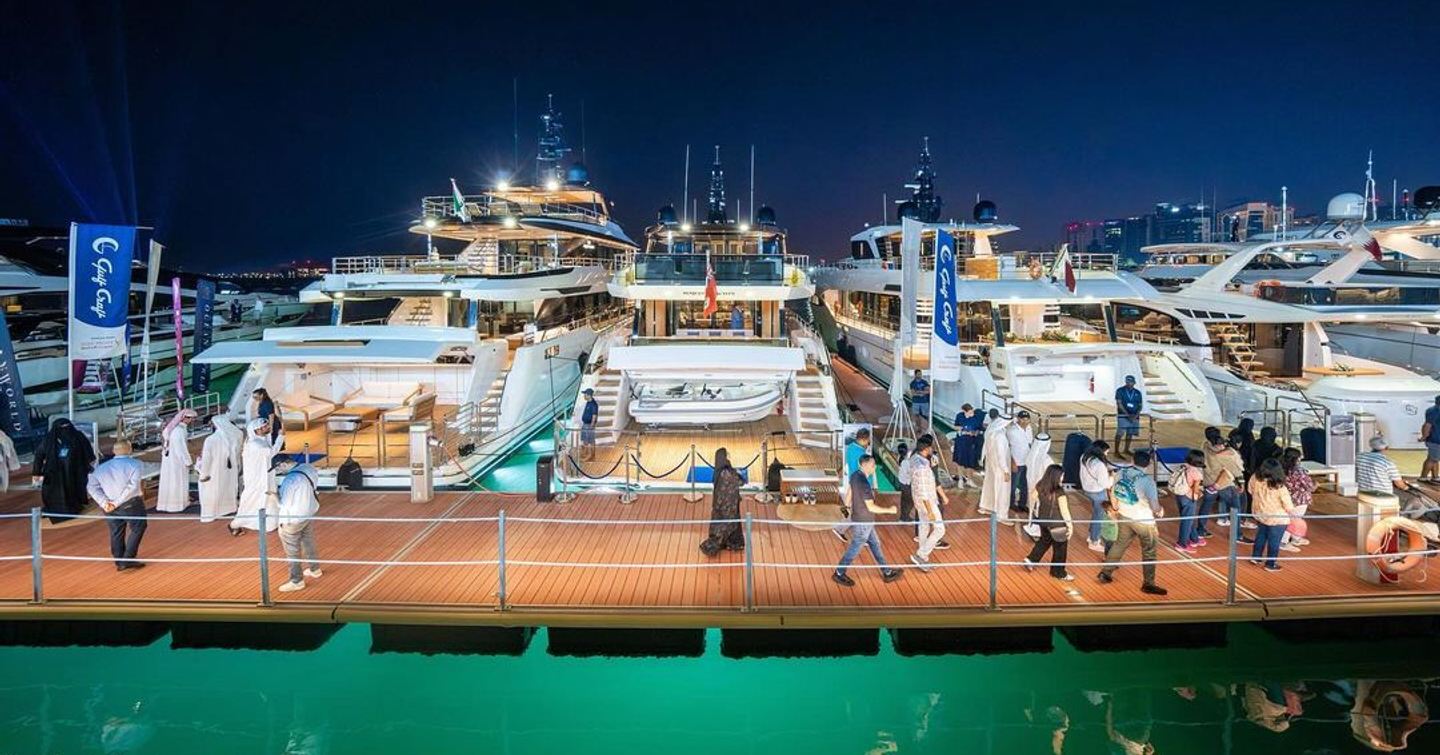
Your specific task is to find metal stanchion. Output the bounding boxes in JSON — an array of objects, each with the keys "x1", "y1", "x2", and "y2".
[
  {"x1": 1225, "y1": 508, "x2": 1240, "y2": 605},
  {"x1": 753, "y1": 440, "x2": 774, "y2": 503},
  {"x1": 682, "y1": 445, "x2": 704, "y2": 503},
  {"x1": 743, "y1": 513, "x2": 755, "y2": 611},
  {"x1": 257, "y1": 508, "x2": 272, "y2": 606},
  {"x1": 619, "y1": 445, "x2": 637, "y2": 504},
  {"x1": 29, "y1": 507, "x2": 43, "y2": 604},
  {"x1": 988, "y1": 509, "x2": 999, "y2": 611},
  {"x1": 498, "y1": 509, "x2": 508, "y2": 610}
]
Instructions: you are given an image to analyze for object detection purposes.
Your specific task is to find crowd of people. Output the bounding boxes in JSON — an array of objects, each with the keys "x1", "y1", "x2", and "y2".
[{"x1": 28, "y1": 388, "x2": 326, "y2": 593}]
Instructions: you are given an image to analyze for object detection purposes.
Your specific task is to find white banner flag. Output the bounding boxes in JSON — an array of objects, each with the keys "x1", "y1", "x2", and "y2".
[{"x1": 899, "y1": 217, "x2": 922, "y2": 348}]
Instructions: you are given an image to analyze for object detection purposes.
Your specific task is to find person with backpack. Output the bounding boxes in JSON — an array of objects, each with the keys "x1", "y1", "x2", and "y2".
[
  {"x1": 1171, "y1": 449, "x2": 1207, "y2": 553},
  {"x1": 1022, "y1": 464, "x2": 1073, "y2": 581},
  {"x1": 1078, "y1": 441, "x2": 1115, "y2": 552},
  {"x1": 1203, "y1": 427, "x2": 1244, "y2": 533},
  {"x1": 275, "y1": 462, "x2": 323, "y2": 592},
  {"x1": 1248, "y1": 458, "x2": 1297, "y2": 572},
  {"x1": 1097, "y1": 449, "x2": 1168, "y2": 595}
]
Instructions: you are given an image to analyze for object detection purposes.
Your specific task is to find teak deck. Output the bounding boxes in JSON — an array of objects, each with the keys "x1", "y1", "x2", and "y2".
[{"x1": 0, "y1": 481, "x2": 1434, "y2": 629}]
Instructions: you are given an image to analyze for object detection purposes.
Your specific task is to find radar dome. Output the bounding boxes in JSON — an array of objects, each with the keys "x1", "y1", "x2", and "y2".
[
  {"x1": 756, "y1": 205, "x2": 777, "y2": 226},
  {"x1": 1414, "y1": 186, "x2": 1440, "y2": 211},
  {"x1": 1326, "y1": 192, "x2": 1367, "y2": 221},
  {"x1": 565, "y1": 162, "x2": 590, "y2": 185},
  {"x1": 657, "y1": 205, "x2": 678, "y2": 225},
  {"x1": 973, "y1": 200, "x2": 998, "y2": 223}
]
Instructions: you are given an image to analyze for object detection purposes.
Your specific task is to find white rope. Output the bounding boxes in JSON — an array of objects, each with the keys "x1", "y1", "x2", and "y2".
[
  {"x1": 42, "y1": 554, "x2": 261, "y2": 564},
  {"x1": 504, "y1": 560, "x2": 741, "y2": 569}
]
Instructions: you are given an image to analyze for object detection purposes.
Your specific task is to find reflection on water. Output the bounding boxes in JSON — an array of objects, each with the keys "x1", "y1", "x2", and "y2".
[{"x1": 0, "y1": 623, "x2": 1434, "y2": 754}]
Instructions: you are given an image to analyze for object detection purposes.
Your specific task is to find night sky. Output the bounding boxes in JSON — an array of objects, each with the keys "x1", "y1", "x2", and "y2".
[{"x1": 2, "y1": 0, "x2": 1437, "y2": 269}]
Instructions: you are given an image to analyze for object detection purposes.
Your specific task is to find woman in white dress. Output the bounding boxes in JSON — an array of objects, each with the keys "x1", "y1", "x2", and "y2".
[
  {"x1": 196, "y1": 415, "x2": 241, "y2": 522},
  {"x1": 230, "y1": 417, "x2": 279, "y2": 535},
  {"x1": 156, "y1": 409, "x2": 198, "y2": 513}
]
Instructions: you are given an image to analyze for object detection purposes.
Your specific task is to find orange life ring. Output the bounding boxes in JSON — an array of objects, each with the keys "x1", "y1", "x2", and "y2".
[
  {"x1": 1351, "y1": 681, "x2": 1429, "y2": 752},
  {"x1": 1253, "y1": 279, "x2": 1284, "y2": 298},
  {"x1": 1364, "y1": 516, "x2": 1429, "y2": 575}
]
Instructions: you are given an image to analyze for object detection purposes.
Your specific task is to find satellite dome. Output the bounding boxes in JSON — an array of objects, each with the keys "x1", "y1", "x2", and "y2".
[
  {"x1": 657, "y1": 205, "x2": 678, "y2": 225},
  {"x1": 974, "y1": 200, "x2": 998, "y2": 223},
  {"x1": 565, "y1": 162, "x2": 590, "y2": 185},
  {"x1": 1326, "y1": 192, "x2": 1367, "y2": 221},
  {"x1": 1414, "y1": 186, "x2": 1440, "y2": 211},
  {"x1": 897, "y1": 201, "x2": 919, "y2": 221},
  {"x1": 756, "y1": 205, "x2": 777, "y2": 225}
]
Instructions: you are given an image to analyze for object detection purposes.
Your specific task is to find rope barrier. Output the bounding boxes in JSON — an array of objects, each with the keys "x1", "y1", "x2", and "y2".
[
  {"x1": 563, "y1": 453, "x2": 625, "y2": 480},
  {"x1": 631, "y1": 451, "x2": 693, "y2": 481}
]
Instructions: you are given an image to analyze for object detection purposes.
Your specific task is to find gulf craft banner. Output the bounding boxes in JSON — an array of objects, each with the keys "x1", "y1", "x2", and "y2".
[
  {"x1": 0, "y1": 311, "x2": 35, "y2": 452},
  {"x1": 67, "y1": 223, "x2": 136, "y2": 360},
  {"x1": 192, "y1": 279, "x2": 215, "y2": 394},
  {"x1": 929, "y1": 229, "x2": 961, "y2": 382}
]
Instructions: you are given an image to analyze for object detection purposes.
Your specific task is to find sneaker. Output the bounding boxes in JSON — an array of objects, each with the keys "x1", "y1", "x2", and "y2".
[
  {"x1": 1195, "y1": 537, "x2": 1209, "y2": 548},
  {"x1": 832, "y1": 572, "x2": 856, "y2": 587},
  {"x1": 1279, "y1": 542, "x2": 1301, "y2": 553},
  {"x1": 1197, "y1": 531, "x2": 1214, "y2": 539},
  {"x1": 1292, "y1": 537, "x2": 1310, "y2": 546},
  {"x1": 881, "y1": 569, "x2": 905, "y2": 583},
  {"x1": 1097, "y1": 572, "x2": 1114, "y2": 584},
  {"x1": 1237, "y1": 536, "x2": 1254, "y2": 545},
  {"x1": 303, "y1": 568, "x2": 323, "y2": 579},
  {"x1": 1249, "y1": 559, "x2": 1262, "y2": 566},
  {"x1": 834, "y1": 530, "x2": 849, "y2": 544},
  {"x1": 1022, "y1": 558, "x2": 1037, "y2": 572},
  {"x1": 278, "y1": 580, "x2": 306, "y2": 593},
  {"x1": 1241, "y1": 519, "x2": 1258, "y2": 530},
  {"x1": 934, "y1": 540, "x2": 951, "y2": 550},
  {"x1": 1180, "y1": 544, "x2": 1198, "y2": 554},
  {"x1": 910, "y1": 553, "x2": 934, "y2": 573},
  {"x1": 1215, "y1": 518, "x2": 1231, "y2": 528},
  {"x1": 1055, "y1": 573, "x2": 1075, "y2": 582},
  {"x1": 1088, "y1": 539, "x2": 1105, "y2": 553},
  {"x1": 1264, "y1": 564, "x2": 1283, "y2": 572},
  {"x1": 1141, "y1": 584, "x2": 1169, "y2": 596}
]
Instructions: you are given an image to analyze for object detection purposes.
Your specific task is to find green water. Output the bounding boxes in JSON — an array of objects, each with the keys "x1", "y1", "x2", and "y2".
[{"x1": 1, "y1": 623, "x2": 1433, "y2": 754}]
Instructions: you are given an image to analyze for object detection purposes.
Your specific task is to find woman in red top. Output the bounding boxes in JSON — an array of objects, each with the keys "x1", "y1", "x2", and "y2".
[{"x1": 1280, "y1": 448, "x2": 1314, "y2": 551}]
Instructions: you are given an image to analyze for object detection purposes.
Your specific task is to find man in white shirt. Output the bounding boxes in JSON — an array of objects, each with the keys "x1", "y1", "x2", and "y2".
[
  {"x1": 907, "y1": 436, "x2": 945, "y2": 573},
  {"x1": 86, "y1": 438, "x2": 147, "y2": 571},
  {"x1": 276, "y1": 463, "x2": 323, "y2": 592},
  {"x1": 1005, "y1": 411, "x2": 1035, "y2": 514}
]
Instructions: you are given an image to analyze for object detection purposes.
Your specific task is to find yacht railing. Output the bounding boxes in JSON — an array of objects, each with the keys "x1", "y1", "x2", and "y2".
[
  {"x1": 1116, "y1": 329, "x2": 1182, "y2": 346},
  {"x1": 420, "y1": 195, "x2": 608, "y2": 226},
  {"x1": 818, "y1": 250, "x2": 1118, "y2": 274},
  {"x1": 330, "y1": 253, "x2": 620, "y2": 276},
  {"x1": 115, "y1": 391, "x2": 226, "y2": 448},
  {"x1": 616, "y1": 252, "x2": 811, "y2": 286}
]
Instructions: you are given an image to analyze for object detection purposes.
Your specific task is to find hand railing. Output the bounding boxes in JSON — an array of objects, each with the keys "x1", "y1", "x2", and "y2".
[{"x1": 9, "y1": 503, "x2": 1430, "y2": 612}]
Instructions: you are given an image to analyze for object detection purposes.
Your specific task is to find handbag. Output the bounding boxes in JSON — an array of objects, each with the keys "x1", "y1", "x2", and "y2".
[{"x1": 1048, "y1": 525, "x2": 1070, "y2": 543}]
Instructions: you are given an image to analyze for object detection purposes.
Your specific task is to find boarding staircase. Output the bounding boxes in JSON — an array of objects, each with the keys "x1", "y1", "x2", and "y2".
[
  {"x1": 389, "y1": 298, "x2": 442, "y2": 327},
  {"x1": 1211, "y1": 324, "x2": 1270, "y2": 380},
  {"x1": 474, "y1": 369, "x2": 509, "y2": 438},
  {"x1": 585, "y1": 371, "x2": 624, "y2": 443},
  {"x1": 793, "y1": 373, "x2": 841, "y2": 449},
  {"x1": 1140, "y1": 370, "x2": 1194, "y2": 420}
]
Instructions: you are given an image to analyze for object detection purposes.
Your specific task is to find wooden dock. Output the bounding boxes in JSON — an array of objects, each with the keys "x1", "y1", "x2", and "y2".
[{"x1": 0, "y1": 476, "x2": 1435, "y2": 628}]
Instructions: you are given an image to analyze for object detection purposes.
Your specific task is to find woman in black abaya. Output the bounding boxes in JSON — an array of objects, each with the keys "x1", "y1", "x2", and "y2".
[
  {"x1": 32, "y1": 418, "x2": 97, "y2": 523},
  {"x1": 699, "y1": 448, "x2": 745, "y2": 556}
]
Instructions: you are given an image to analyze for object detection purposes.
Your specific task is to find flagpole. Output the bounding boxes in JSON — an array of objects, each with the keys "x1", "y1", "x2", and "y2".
[{"x1": 66, "y1": 223, "x2": 76, "y2": 421}]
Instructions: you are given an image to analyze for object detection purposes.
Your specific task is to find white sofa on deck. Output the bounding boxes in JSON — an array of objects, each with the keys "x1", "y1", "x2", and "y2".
[{"x1": 276, "y1": 389, "x2": 339, "y2": 430}]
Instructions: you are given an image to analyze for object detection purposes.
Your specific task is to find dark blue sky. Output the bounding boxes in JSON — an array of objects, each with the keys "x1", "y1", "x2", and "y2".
[{"x1": 2, "y1": 0, "x2": 1437, "y2": 268}]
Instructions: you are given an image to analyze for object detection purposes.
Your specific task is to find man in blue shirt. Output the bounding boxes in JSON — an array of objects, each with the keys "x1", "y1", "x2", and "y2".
[
  {"x1": 1114, "y1": 375, "x2": 1143, "y2": 458},
  {"x1": 833, "y1": 454, "x2": 904, "y2": 586},
  {"x1": 837, "y1": 427, "x2": 874, "y2": 543},
  {"x1": 580, "y1": 388, "x2": 599, "y2": 461},
  {"x1": 730, "y1": 303, "x2": 745, "y2": 331},
  {"x1": 1422, "y1": 395, "x2": 1440, "y2": 483},
  {"x1": 909, "y1": 370, "x2": 931, "y2": 427}
]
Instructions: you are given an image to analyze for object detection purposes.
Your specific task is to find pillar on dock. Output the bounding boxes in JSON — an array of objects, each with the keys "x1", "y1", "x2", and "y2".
[
  {"x1": 169, "y1": 621, "x2": 342, "y2": 651},
  {"x1": 370, "y1": 624, "x2": 534, "y2": 656},
  {"x1": 888, "y1": 627, "x2": 1054, "y2": 656},
  {"x1": 547, "y1": 628, "x2": 706, "y2": 657},
  {"x1": 0, "y1": 620, "x2": 168, "y2": 647},
  {"x1": 720, "y1": 629, "x2": 879, "y2": 658},
  {"x1": 1059, "y1": 622, "x2": 1227, "y2": 653}
]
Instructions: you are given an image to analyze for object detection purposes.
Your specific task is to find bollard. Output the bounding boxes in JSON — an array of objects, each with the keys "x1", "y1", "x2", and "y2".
[
  {"x1": 498, "y1": 510, "x2": 508, "y2": 610},
  {"x1": 1225, "y1": 508, "x2": 1240, "y2": 605},
  {"x1": 988, "y1": 509, "x2": 999, "y2": 610},
  {"x1": 258, "y1": 508, "x2": 272, "y2": 606},
  {"x1": 29, "y1": 507, "x2": 42, "y2": 604},
  {"x1": 743, "y1": 513, "x2": 755, "y2": 611},
  {"x1": 619, "y1": 445, "x2": 637, "y2": 504},
  {"x1": 682, "y1": 444, "x2": 704, "y2": 503}
]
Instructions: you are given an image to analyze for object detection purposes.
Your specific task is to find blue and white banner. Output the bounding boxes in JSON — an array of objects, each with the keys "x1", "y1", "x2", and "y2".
[
  {"x1": 192, "y1": 279, "x2": 216, "y2": 394},
  {"x1": 0, "y1": 310, "x2": 35, "y2": 453},
  {"x1": 68, "y1": 223, "x2": 136, "y2": 360},
  {"x1": 929, "y1": 228, "x2": 961, "y2": 382}
]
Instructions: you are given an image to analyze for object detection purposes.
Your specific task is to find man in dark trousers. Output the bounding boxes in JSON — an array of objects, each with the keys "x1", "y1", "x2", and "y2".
[
  {"x1": 1114, "y1": 375, "x2": 1143, "y2": 458},
  {"x1": 580, "y1": 388, "x2": 600, "y2": 461},
  {"x1": 85, "y1": 438, "x2": 147, "y2": 571},
  {"x1": 833, "y1": 454, "x2": 904, "y2": 586}
]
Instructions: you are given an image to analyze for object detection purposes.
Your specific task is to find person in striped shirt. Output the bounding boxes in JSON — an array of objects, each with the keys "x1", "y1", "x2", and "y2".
[{"x1": 1355, "y1": 436, "x2": 1413, "y2": 496}]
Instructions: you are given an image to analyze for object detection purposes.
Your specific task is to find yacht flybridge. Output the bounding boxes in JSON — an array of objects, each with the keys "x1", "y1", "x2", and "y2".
[
  {"x1": 193, "y1": 99, "x2": 636, "y2": 488},
  {"x1": 812, "y1": 142, "x2": 1224, "y2": 446},
  {"x1": 563, "y1": 148, "x2": 844, "y2": 488}
]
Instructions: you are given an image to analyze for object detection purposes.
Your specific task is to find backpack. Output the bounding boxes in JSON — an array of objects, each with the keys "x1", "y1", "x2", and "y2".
[
  {"x1": 1112, "y1": 465, "x2": 1144, "y2": 509},
  {"x1": 1168, "y1": 464, "x2": 1193, "y2": 497},
  {"x1": 337, "y1": 458, "x2": 364, "y2": 490}
]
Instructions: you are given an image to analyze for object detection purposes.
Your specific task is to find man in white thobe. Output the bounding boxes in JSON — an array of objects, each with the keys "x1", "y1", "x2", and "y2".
[
  {"x1": 1023, "y1": 432, "x2": 1053, "y2": 538},
  {"x1": 978, "y1": 416, "x2": 1012, "y2": 517},
  {"x1": 196, "y1": 415, "x2": 241, "y2": 522},
  {"x1": 231, "y1": 417, "x2": 279, "y2": 534},
  {"x1": 156, "y1": 409, "x2": 197, "y2": 513}
]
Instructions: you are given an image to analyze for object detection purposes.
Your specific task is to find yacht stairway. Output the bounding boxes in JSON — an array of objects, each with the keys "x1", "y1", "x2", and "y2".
[
  {"x1": 1212, "y1": 324, "x2": 1270, "y2": 380},
  {"x1": 793, "y1": 372, "x2": 839, "y2": 449}
]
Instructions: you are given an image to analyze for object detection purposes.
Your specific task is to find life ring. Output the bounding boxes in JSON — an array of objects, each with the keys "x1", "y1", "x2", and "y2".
[
  {"x1": 1252, "y1": 279, "x2": 1284, "y2": 298},
  {"x1": 1364, "y1": 516, "x2": 1429, "y2": 575},
  {"x1": 1351, "y1": 680, "x2": 1428, "y2": 752}
]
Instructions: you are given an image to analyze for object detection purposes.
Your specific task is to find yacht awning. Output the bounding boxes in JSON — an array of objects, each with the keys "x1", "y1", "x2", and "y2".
[{"x1": 192, "y1": 339, "x2": 447, "y2": 365}]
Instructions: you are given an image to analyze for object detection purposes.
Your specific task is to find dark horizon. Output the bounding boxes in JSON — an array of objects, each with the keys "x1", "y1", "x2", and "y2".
[{"x1": 2, "y1": 1, "x2": 1437, "y2": 269}]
